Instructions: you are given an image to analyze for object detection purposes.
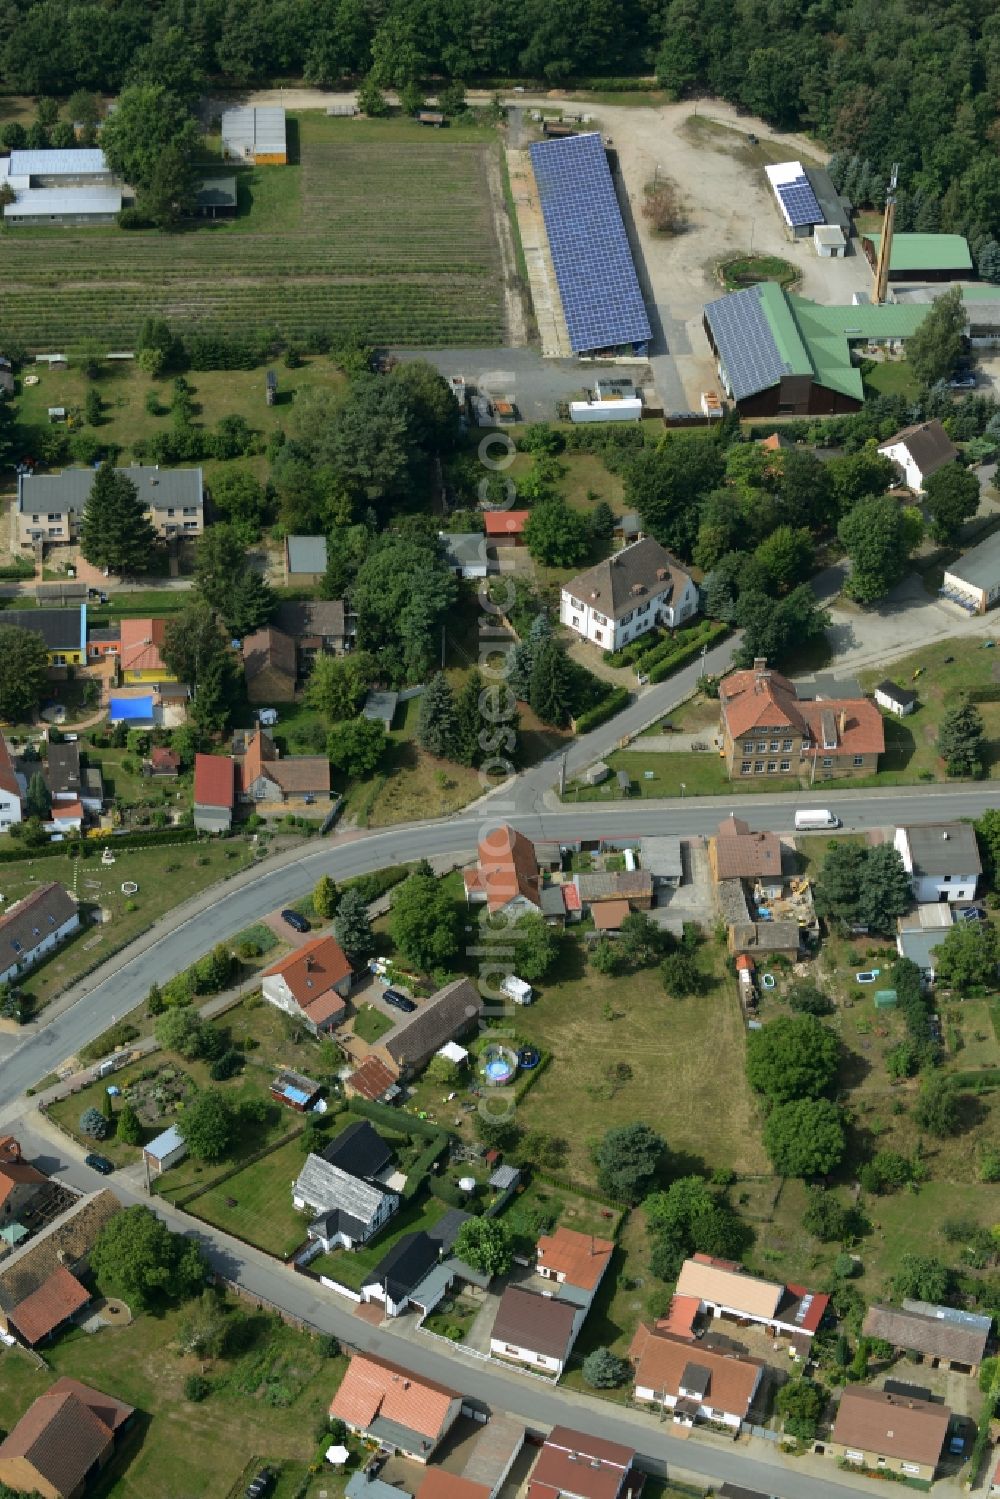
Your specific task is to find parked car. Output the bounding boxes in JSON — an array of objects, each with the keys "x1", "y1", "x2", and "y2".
[
  {"x1": 384, "y1": 987, "x2": 416, "y2": 1013},
  {"x1": 281, "y1": 909, "x2": 310, "y2": 934},
  {"x1": 246, "y1": 1469, "x2": 275, "y2": 1498},
  {"x1": 85, "y1": 1153, "x2": 115, "y2": 1175},
  {"x1": 947, "y1": 372, "x2": 977, "y2": 389},
  {"x1": 959, "y1": 905, "x2": 987, "y2": 924}
]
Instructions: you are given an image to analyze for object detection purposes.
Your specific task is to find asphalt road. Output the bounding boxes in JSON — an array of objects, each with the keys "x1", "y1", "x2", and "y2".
[{"x1": 14, "y1": 1118, "x2": 906, "y2": 1499}]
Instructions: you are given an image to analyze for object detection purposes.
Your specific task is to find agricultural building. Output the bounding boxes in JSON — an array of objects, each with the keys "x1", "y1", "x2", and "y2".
[
  {"x1": 284, "y1": 535, "x2": 328, "y2": 587},
  {"x1": 703, "y1": 283, "x2": 928, "y2": 415},
  {"x1": 862, "y1": 232, "x2": 972, "y2": 281},
  {"x1": 221, "y1": 106, "x2": 287, "y2": 164},
  {"x1": 1, "y1": 149, "x2": 120, "y2": 227},
  {"x1": 6, "y1": 148, "x2": 110, "y2": 185},
  {"x1": 765, "y1": 161, "x2": 824, "y2": 238},
  {"x1": 194, "y1": 174, "x2": 238, "y2": 218},
  {"x1": 16, "y1": 465, "x2": 203, "y2": 550},
  {"x1": 528, "y1": 133, "x2": 651, "y2": 357}
]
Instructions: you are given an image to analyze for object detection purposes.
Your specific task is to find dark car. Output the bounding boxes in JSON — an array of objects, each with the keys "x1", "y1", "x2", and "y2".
[
  {"x1": 947, "y1": 372, "x2": 977, "y2": 389},
  {"x1": 281, "y1": 909, "x2": 310, "y2": 934},
  {"x1": 246, "y1": 1470, "x2": 275, "y2": 1499},
  {"x1": 959, "y1": 905, "x2": 987, "y2": 924},
  {"x1": 384, "y1": 987, "x2": 416, "y2": 1013},
  {"x1": 85, "y1": 1153, "x2": 115, "y2": 1175}
]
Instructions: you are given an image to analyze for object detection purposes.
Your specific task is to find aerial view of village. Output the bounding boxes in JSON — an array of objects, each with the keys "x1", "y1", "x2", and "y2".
[{"x1": 0, "y1": 7, "x2": 998, "y2": 1499}]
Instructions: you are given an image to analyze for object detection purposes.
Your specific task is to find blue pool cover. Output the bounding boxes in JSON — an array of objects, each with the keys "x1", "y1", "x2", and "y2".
[{"x1": 109, "y1": 695, "x2": 154, "y2": 722}]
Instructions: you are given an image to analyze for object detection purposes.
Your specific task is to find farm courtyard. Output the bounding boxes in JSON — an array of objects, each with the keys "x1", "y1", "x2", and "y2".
[{"x1": 0, "y1": 114, "x2": 509, "y2": 350}]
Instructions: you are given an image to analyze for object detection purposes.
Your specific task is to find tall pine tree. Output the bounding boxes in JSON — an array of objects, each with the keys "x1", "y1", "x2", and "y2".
[
  {"x1": 417, "y1": 671, "x2": 460, "y2": 759},
  {"x1": 79, "y1": 463, "x2": 159, "y2": 577},
  {"x1": 334, "y1": 887, "x2": 375, "y2": 964},
  {"x1": 529, "y1": 639, "x2": 574, "y2": 727}
]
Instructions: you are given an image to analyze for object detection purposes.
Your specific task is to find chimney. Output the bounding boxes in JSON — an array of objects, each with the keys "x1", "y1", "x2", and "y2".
[
  {"x1": 753, "y1": 657, "x2": 767, "y2": 674},
  {"x1": 656, "y1": 567, "x2": 668, "y2": 581}
]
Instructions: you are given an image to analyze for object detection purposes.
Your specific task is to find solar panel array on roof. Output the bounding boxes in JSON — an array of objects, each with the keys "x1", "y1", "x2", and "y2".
[
  {"x1": 529, "y1": 133, "x2": 651, "y2": 355},
  {"x1": 704, "y1": 286, "x2": 791, "y2": 401},
  {"x1": 776, "y1": 175, "x2": 822, "y2": 227}
]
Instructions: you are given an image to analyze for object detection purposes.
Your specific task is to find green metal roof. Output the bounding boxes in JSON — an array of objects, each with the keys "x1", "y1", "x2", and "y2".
[
  {"x1": 755, "y1": 281, "x2": 812, "y2": 377},
  {"x1": 776, "y1": 294, "x2": 929, "y2": 403},
  {"x1": 866, "y1": 232, "x2": 972, "y2": 273}
]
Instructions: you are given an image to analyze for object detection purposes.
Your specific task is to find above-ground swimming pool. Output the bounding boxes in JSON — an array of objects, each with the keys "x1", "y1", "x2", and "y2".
[{"x1": 480, "y1": 1042, "x2": 519, "y2": 1086}]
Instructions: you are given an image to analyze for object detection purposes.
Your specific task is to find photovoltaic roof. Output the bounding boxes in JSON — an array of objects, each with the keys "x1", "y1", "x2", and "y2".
[
  {"x1": 776, "y1": 175, "x2": 822, "y2": 227},
  {"x1": 529, "y1": 133, "x2": 651, "y2": 355},
  {"x1": 704, "y1": 283, "x2": 809, "y2": 401}
]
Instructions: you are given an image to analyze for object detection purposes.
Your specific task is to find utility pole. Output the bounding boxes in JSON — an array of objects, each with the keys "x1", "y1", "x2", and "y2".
[{"x1": 873, "y1": 163, "x2": 899, "y2": 306}]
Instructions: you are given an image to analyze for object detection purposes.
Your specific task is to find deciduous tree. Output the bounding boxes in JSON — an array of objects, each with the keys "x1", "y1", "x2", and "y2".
[
  {"x1": 389, "y1": 870, "x2": 461, "y2": 972},
  {"x1": 763, "y1": 1098, "x2": 846, "y2": 1176},
  {"x1": 838, "y1": 496, "x2": 909, "y2": 603},
  {"x1": 452, "y1": 1218, "x2": 513, "y2": 1277},
  {"x1": 595, "y1": 1122, "x2": 665, "y2": 1204},
  {"x1": 313, "y1": 875, "x2": 339, "y2": 919},
  {"x1": 746, "y1": 1014, "x2": 840, "y2": 1101},
  {"x1": 179, "y1": 1089, "x2": 238, "y2": 1162},
  {"x1": 327, "y1": 717, "x2": 387, "y2": 779},
  {"x1": 523, "y1": 498, "x2": 591, "y2": 567},
  {"x1": 91, "y1": 1205, "x2": 207, "y2": 1308},
  {"x1": 924, "y1": 463, "x2": 980, "y2": 542},
  {"x1": 906, "y1": 286, "x2": 965, "y2": 385}
]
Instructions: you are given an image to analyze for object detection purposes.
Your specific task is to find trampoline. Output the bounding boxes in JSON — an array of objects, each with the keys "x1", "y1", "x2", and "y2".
[{"x1": 518, "y1": 1047, "x2": 540, "y2": 1070}]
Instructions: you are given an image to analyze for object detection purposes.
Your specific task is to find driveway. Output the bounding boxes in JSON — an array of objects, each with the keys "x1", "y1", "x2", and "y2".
[{"x1": 390, "y1": 347, "x2": 649, "y2": 422}]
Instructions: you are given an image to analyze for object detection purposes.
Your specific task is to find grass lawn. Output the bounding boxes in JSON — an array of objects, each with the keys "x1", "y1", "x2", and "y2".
[
  {"x1": 0, "y1": 1301, "x2": 341, "y2": 1499},
  {"x1": 863, "y1": 361, "x2": 923, "y2": 400},
  {"x1": 3, "y1": 837, "x2": 255, "y2": 1017},
  {"x1": 310, "y1": 1194, "x2": 449, "y2": 1288},
  {"x1": 189, "y1": 1134, "x2": 314, "y2": 1257},
  {"x1": 506, "y1": 450, "x2": 625, "y2": 515},
  {"x1": 858, "y1": 636, "x2": 1000, "y2": 781},
  {"x1": 351, "y1": 1004, "x2": 395, "y2": 1044},
  {"x1": 508, "y1": 940, "x2": 769, "y2": 1182},
  {"x1": 720, "y1": 254, "x2": 799, "y2": 291},
  {"x1": 564, "y1": 746, "x2": 800, "y2": 800}
]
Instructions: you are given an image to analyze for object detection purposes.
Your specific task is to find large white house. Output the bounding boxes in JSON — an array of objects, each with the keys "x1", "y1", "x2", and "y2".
[
  {"x1": 0, "y1": 883, "x2": 79, "y2": 985},
  {"x1": 877, "y1": 419, "x2": 959, "y2": 493},
  {"x1": 894, "y1": 823, "x2": 981, "y2": 904},
  {"x1": 560, "y1": 538, "x2": 697, "y2": 652}
]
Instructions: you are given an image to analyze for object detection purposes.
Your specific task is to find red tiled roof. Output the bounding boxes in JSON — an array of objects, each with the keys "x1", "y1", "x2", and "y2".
[
  {"x1": 302, "y1": 988, "x2": 348, "y2": 1027},
  {"x1": 719, "y1": 665, "x2": 804, "y2": 738},
  {"x1": 832, "y1": 1387, "x2": 951, "y2": 1468},
  {"x1": 149, "y1": 746, "x2": 180, "y2": 772},
  {"x1": 50, "y1": 802, "x2": 83, "y2": 822},
  {"x1": 484, "y1": 510, "x2": 530, "y2": 538},
  {"x1": 735, "y1": 954, "x2": 754, "y2": 972},
  {"x1": 120, "y1": 617, "x2": 168, "y2": 674},
  {"x1": 528, "y1": 1427, "x2": 633, "y2": 1499},
  {"x1": 0, "y1": 1376, "x2": 132, "y2": 1499},
  {"x1": 416, "y1": 1473, "x2": 489, "y2": 1499},
  {"x1": 536, "y1": 1225, "x2": 614, "y2": 1292},
  {"x1": 0, "y1": 1150, "x2": 47, "y2": 1208},
  {"x1": 478, "y1": 824, "x2": 540, "y2": 912},
  {"x1": 346, "y1": 1056, "x2": 397, "y2": 1101},
  {"x1": 714, "y1": 817, "x2": 782, "y2": 879},
  {"x1": 628, "y1": 1324, "x2": 760, "y2": 1420},
  {"x1": 193, "y1": 753, "x2": 235, "y2": 809},
  {"x1": 263, "y1": 936, "x2": 351, "y2": 1014},
  {"x1": 329, "y1": 1353, "x2": 458, "y2": 1442},
  {"x1": 591, "y1": 899, "x2": 630, "y2": 931},
  {"x1": 0, "y1": 731, "x2": 21, "y2": 803},
  {"x1": 8, "y1": 1265, "x2": 89, "y2": 1345},
  {"x1": 562, "y1": 884, "x2": 581, "y2": 912},
  {"x1": 657, "y1": 1294, "x2": 700, "y2": 1340},
  {"x1": 786, "y1": 1285, "x2": 829, "y2": 1333},
  {"x1": 799, "y1": 700, "x2": 885, "y2": 758}
]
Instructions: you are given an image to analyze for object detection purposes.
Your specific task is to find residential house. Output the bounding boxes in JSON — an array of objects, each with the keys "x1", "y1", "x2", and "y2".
[
  {"x1": 484, "y1": 510, "x2": 529, "y2": 545},
  {"x1": 2, "y1": 607, "x2": 86, "y2": 666},
  {"x1": 193, "y1": 753, "x2": 235, "y2": 833},
  {"x1": 559, "y1": 538, "x2": 697, "y2": 651},
  {"x1": 440, "y1": 532, "x2": 489, "y2": 579},
  {"x1": 323, "y1": 1121, "x2": 395, "y2": 1181},
  {"x1": 242, "y1": 626, "x2": 297, "y2": 703},
  {"x1": 0, "y1": 883, "x2": 79, "y2": 986},
  {"x1": 719, "y1": 658, "x2": 884, "y2": 779},
  {"x1": 361, "y1": 1212, "x2": 470, "y2": 1319},
  {"x1": 371, "y1": 978, "x2": 483, "y2": 1080},
  {"x1": 628, "y1": 1322, "x2": 763, "y2": 1430},
  {"x1": 536, "y1": 1226, "x2": 614, "y2": 1308},
  {"x1": 831, "y1": 1386, "x2": 952, "y2": 1482},
  {"x1": 7, "y1": 1265, "x2": 91, "y2": 1347},
  {"x1": 877, "y1": 420, "x2": 960, "y2": 493},
  {"x1": 894, "y1": 822, "x2": 981, "y2": 903},
  {"x1": 874, "y1": 680, "x2": 917, "y2": 717},
  {"x1": 895, "y1": 927, "x2": 947, "y2": 985},
  {"x1": 329, "y1": 1352, "x2": 461, "y2": 1462},
  {"x1": 0, "y1": 1137, "x2": 46, "y2": 1224},
  {"x1": 574, "y1": 871, "x2": 653, "y2": 911},
  {"x1": 45, "y1": 742, "x2": 81, "y2": 805},
  {"x1": 284, "y1": 535, "x2": 328, "y2": 588},
  {"x1": 145, "y1": 746, "x2": 180, "y2": 779},
  {"x1": 0, "y1": 1190, "x2": 120, "y2": 1337},
  {"x1": 0, "y1": 732, "x2": 24, "y2": 832},
  {"x1": 344, "y1": 1055, "x2": 401, "y2": 1104},
  {"x1": 119, "y1": 619, "x2": 176, "y2": 686},
  {"x1": 717, "y1": 877, "x2": 801, "y2": 958},
  {"x1": 525, "y1": 1427, "x2": 636, "y2": 1499},
  {"x1": 271, "y1": 1069, "x2": 323, "y2": 1112},
  {"x1": 274, "y1": 600, "x2": 354, "y2": 669},
  {"x1": 639, "y1": 836, "x2": 683, "y2": 888},
  {"x1": 464, "y1": 824, "x2": 542, "y2": 916},
  {"x1": 86, "y1": 625, "x2": 121, "y2": 668},
  {"x1": 862, "y1": 1302, "x2": 992, "y2": 1375},
  {"x1": 261, "y1": 936, "x2": 353, "y2": 1034},
  {"x1": 239, "y1": 729, "x2": 331, "y2": 804},
  {"x1": 293, "y1": 1155, "x2": 397, "y2": 1251},
  {"x1": 143, "y1": 1125, "x2": 187, "y2": 1175},
  {"x1": 221, "y1": 105, "x2": 287, "y2": 164},
  {"x1": 675, "y1": 1255, "x2": 828, "y2": 1353},
  {"x1": 709, "y1": 816, "x2": 783, "y2": 895},
  {"x1": 0, "y1": 1377, "x2": 134, "y2": 1499},
  {"x1": 942, "y1": 529, "x2": 1000, "y2": 615},
  {"x1": 490, "y1": 1285, "x2": 578, "y2": 1375},
  {"x1": 47, "y1": 801, "x2": 83, "y2": 834},
  {"x1": 16, "y1": 465, "x2": 203, "y2": 550}
]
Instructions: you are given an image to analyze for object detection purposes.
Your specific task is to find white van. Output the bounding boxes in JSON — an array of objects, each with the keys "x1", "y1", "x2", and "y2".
[{"x1": 794, "y1": 809, "x2": 840, "y2": 831}]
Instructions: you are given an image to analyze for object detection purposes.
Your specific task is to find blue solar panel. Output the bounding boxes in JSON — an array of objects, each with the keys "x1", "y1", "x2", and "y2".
[
  {"x1": 529, "y1": 133, "x2": 652, "y2": 355},
  {"x1": 776, "y1": 175, "x2": 822, "y2": 227}
]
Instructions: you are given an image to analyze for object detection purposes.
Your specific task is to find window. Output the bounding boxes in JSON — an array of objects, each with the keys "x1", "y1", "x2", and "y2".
[
  {"x1": 757, "y1": 741, "x2": 767, "y2": 753},
  {"x1": 31, "y1": 514, "x2": 39, "y2": 523},
  {"x1": 639, "y1": 600, "x2": 649, "y2": 612},
  {"x1": 822, "y1": 757, "x2": 833, "y2": 768},
  {"x1": 780, "y1": 760, "x2": 790, "y2": 771},
  {"x1": 46, "y1": 512, "x2": 60, "y2": 521},
  {"x1": 754, "y1": 761, "x2": 764, "y2": 772},
  {"x1": 942, "y1": 874, "x2": 951, "y2": 883},
  {"x1": 741, "y1": 761, "x2": 751, "y2": 774},
  {"x1": 853, "y1": 755, "x2": 864, "y2": 767},
  {"x1": 767, "y1": 761, "x2": 777, "y2": 772},
  {"x1": 183, "y1": 521, "x2": 198, "y2": 531},
  {"x1": 901, "y1": 1464, "x2": 920, "y2": 1476},
  {"x1": 571, "y1": 615, "x2": 580, "y2": 628},
  {"x1": 594, "y1": 611, "x2": 608, "y2": 626},
  {"x1": 621, "y1": 610, "x2": 634, "y2": 625},
  {"x1": 844, "y1": 1452, "x2": 863, "y2": 1464},
  {"x1": 594, "y1": 630, "x2": 603, "y2": 643},
  {"x1": 166, "y1": 507, "x2": 175, "y2": 517},
  {"x1": 770, "y1": 740, "x2": 780, "y2": 751},
  {"x1": 782, "y1": 739, "x2": 793, "y2": 751},
  {"x1": 182, "y1": 506, "x2": 197, "y2": 515}
]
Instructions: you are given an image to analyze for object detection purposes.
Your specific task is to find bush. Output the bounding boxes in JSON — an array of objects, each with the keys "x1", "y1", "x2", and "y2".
[
  {"x1": 573, "y1": 687, "x2": 630, "y2": 733},
  {"x1": 79, "y1": 1107, "x2": 109, "y2": 1140},
  {"x1": 184, "y1": 1373, "x2": 210, "y2": 1402}
]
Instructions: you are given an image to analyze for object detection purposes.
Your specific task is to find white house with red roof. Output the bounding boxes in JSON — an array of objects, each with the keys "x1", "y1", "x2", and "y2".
[
  {"x1": 0, "y1": 732, "x2": 24, "y2": 834},
  {"x1": 262, "y1": 935, "x2": 353, "y2": 1034},
  {"x1": 464, "y1": 824, "x2": 542, "y2": 917},
  {"x1": 536, "y1": 1225, "x2": 614, "y2": 1310},
  {"x1": 329, "y1": 1353, "x2": 462, "y2": 1462},
  {"x1": 193, "y1": 753, "x2": 235, "y2": 833}
]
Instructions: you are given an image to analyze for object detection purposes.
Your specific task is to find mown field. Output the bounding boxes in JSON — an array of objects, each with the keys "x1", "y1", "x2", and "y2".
[{"x1": 0, "y1": 114, "x2": 506, "y2": 349}]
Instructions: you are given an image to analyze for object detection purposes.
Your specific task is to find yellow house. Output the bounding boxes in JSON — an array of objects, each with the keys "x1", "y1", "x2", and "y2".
[
  {"x1": 120, "y1": 618, "x2": 176, "y2": 684},
  {"x1": 2, "y1": 607, "x2": 86, "y2": 667}
]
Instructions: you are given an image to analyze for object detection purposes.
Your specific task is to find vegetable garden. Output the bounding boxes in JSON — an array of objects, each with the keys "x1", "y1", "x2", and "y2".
[{"x1": 0, "y1": 121, "x2": 506, "y2": 350}]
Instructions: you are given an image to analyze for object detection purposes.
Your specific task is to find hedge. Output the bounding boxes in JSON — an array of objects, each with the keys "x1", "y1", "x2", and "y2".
[
  {"x1": 347, "y1": 1096, "x2": 452, "y2": 1140},
  {"x1": 647, "y1": 622, "x2": 730, "y2": 683},
  {"x1": 573, "y1": 688, "x2": 630, "y2": 734},
  {"x1": 341, "y1": 863, "x2": 416, "y2": 905},
  {"x1": 0, "y1": 826, "x2": 205, "y2": 865},
  {"x1": 968, "y1": 686, "x2": 1000, "y2": 703},
  {"x1": 402, "y1": 1133, "x2": 450, "y2": 1202},
  {"x1": 954, "y1": 1068, "x2": 1000, "y2": 1092}
]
